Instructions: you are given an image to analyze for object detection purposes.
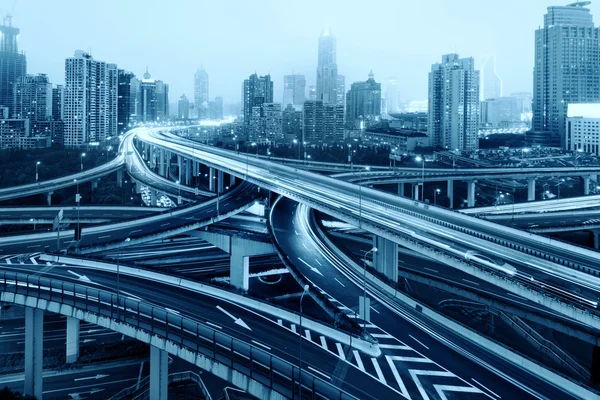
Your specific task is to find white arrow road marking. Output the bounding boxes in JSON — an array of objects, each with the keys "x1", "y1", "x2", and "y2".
[
  {"x1": 216, "y1": 305, "x2": 251, "y2": 330},
  {"x1": 74, "y1": 374, "x2": 110, "y2": 382},
  {"x1": 67, "y1": 270, "x2": 91, "y2": 282},
  {"x1": 297, "y1": 257, "x2": 323, "y2": 276}
]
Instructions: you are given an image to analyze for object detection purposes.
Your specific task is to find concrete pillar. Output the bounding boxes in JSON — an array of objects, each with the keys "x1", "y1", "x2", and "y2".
[
  {"x1": 209, "y1": 167, "x2": 216, "y2": 192},
  {"x1": 177, "y1": 155, "x2": 183, "y2": 183},
  {"x1": 150, "y1": 345, "x2": 169, "y2": 400},
  {"x1": 373, "y1": 236, "x2": 398, "y2": 282},
  {"x1": 447, "y1": 180, "x2": 454, "y2": 209},
  {"x1": 150, "y1": 190, "x2": 158, "y2": 206},
  {"x1": 135, "y1": 182, "x2": 141, "y2": 194},
  {"x1": 193, "y1": 161, "x2": 199, "y2": 177},
  {"x1": 230, "y1": 250, "x2": 250, "y2": 291},
  {"x1": 467, "y1": 180, "x2": 476, "y2": 207},
  {"x1": 593, "y1": 230, "x2": 600, "y2": 250},
  {"x1": 186, "y1": 159, "x2": 192, "y2": 186},
  {"x1": 412, "y1": 184, "x2": 419, "y2": 200},
  {"x1": 584, "y1": 175, "x2": 591, "y2": 196},
  {"x1": 24, "y1": 308, "x2": 43, "y2": 399},
  {"x1": 527, "y1": 178, "x2": 536, "y2": 202},
  {"x1": 159, "y1": 149, "x2": 166, "y2": 176},
  {"x1": 229, "y1": 173, "x2": 235, "y2": 187},
  {"x1": 47, "y1": 191, "x2": 53, "y2": 206},
  {"x1": 397, "y1": 183, "x2": 404, "y2": 197},
  {"x1": 66, "y1": 317, "x2": 80, "y2": 363},
  {"x1": 117, "y1": 169, "x2": 123, "y2": 187},
  {"x1": 218, "y1": 170, "x2": 224, "y2": 193},
  {"x1": 91, "y1": 179, "x2": 99, "y2": 190}
]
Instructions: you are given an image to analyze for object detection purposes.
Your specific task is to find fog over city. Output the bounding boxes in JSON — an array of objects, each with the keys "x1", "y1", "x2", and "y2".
[{"x1": 14, "y1": 0, "x2": 600, "y2": 103}]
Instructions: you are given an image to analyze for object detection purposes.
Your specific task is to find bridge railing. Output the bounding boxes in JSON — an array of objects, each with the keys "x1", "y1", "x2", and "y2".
[{"x1": 0, "y1": 270, "x2": 361, "y2": 400}]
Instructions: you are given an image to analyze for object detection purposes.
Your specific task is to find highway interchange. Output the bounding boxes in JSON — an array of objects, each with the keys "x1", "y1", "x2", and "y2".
[{"x1": 0, "y1": 126, "x2": 599, "y2": 399}]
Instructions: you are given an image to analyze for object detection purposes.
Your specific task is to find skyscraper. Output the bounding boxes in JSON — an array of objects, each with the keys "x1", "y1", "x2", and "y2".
[
  {"x1": 133, "y1": 69, "x2": 169, "y2": 123},
  {"x1": 346, "y1": 71, "x2": 382, "y2": 129},
  {"x1": 336, "y1": 75, "x2": 345, "y2": 106},
  {"x1": 209, "y1": 96, "x2": 223, "y2": 120},
  {"x1": 106, "y1": 64, "x2": 119, "y2": 138},
  {"x1": 117, "y1": 70, "x2": 136, "y2": 134},
  {"x1": 283, "y1": 74, "x2": 306, "y2": 109},
  {"x1": 178, "y1": 94, "x2": 190, "y2": 119},
  {"x1": 242, "y1": 73, "x2": 273, "y2": 126},
  {"x1": 316, "y1": 27, "x2": 340, "y2": 104},
  {"x1": 194, "y1": 67, "x2": 209, "y2": 119},
  {"x1": 282, "y1": 103, "x2": 303, "y2": 142},
  {"x1": 13, "y1": 74, "x2": 52, "y2": 122},
  {"x1": 0, "y1": 17, "x2": 26, "y2": 117},
  {"x1": 308, "y1": 86, "x2": 317, "y2": 101},
  {"x1": 428, "y1": 54, "x2": 480, "y2": 151},
  {"x1": 63, "y1": 50, "x2": 118, "y2": 147},
  {"x1": 52, "y1": 85, "x2": 64, "y2": 121},
  {"x1": 481, "y1": 56, "x2": 502, "y2": 100},
  {"x1": 531, "y1": 2, "x2": 600, "y2": 147},
  {"x1": 386, "y1": 77, "x2": 401, "y2": 113},
  {"x1": 263, "y1": 103, "x2": 283, "y2": 143}
]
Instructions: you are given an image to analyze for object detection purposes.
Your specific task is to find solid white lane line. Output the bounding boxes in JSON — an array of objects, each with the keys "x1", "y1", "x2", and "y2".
[
  {"x1": 205, "y1": 321, "x2": 222, "y2": 330},
  {"x1": 98, "y1": 235, "x2": 111, "y2": 239},
  {"x1": 251, "y1": 340, "x2": 271, "y2": 351},
  {"x1": 409, "y1": 334, "x2": 430, "y2": 350},
  {"x1": 424, "y1": 267, "x2": 438, "y2": 273},
  {"x1": 302, "y1": 242, "x2": 308, "y2": 250},
  {"x1": 308, "y1": 366, "x2": 330, "y2": 380},
  {"x1": 334, "y1": 278, "x2": 345, "y2": 287},
  {"x1": 472, "y1": 378, "x2": 501, "y2": 398},
  {"x1": 370, "y1": 306, "x2": 380, "y2": 314},
  {"x1": 353, "y1": 350, "x2": 365, "y2": 372},
  {"x1": 315, "y1": 259, "x2": 323, "y2": 267},
  {"x1": 371, "y1": 358, "x2": 387, "y2": 384},
  {"x1": 462, "y1": 279, "x2": 480, "y2": 286}
]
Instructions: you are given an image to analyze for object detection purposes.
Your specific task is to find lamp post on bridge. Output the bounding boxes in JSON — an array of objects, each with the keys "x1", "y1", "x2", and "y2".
[
  {"x1": 361, "y1": 247, "x2": 377, "y2": 328},
  {"x1": 35, "y1": 161, "x2": 41, "y2": 183},
  {"x1": 298, "y1": 284, "x2": 309, "y2": 399}
]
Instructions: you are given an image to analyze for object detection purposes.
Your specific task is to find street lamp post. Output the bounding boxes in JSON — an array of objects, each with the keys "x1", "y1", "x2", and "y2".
[
  {"x1": 298, "y1": 284, "x2": 309, "y2": 399},
  {"x1": 30, "y1": 218, "x2": 36, "y2": 231},
  {"x1": 415, "y1": 156, "x2": 425, "y2": 201},
  {"x1": 557, "y1": 179, "x2": 565, "y2": 199},
  {"x1": 362, "y1": 247, "x2": 377, "y2": 328},
  {"x1": 499, "y1": 192, "x2": 515, "y2": 225},
  {"x1": 176, "y1": 180, "x2": 181, "y2": 205},
  {"x1": 434, "y1": 188, "x2": 441, "y2": 206},
  {"x1": 35, "y1": 161, "x2": 41, "y2": 183}
]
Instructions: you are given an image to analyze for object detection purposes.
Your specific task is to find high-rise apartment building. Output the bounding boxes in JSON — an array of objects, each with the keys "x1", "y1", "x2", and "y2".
[
  {"x1": 194, "y1": 67, "x2": 209, "y2": 119},
  {"x1": 263, "y1": 103, "x2": 283, "y2": 143},
  {"x1": 481, "y1": 55, "x2": 502, "y2": 100},
  {"x1": 283, "y1": 74, "x2": 306, "y2": 109},
  {"x1": 117, "y1": 70, "x2": 136, "y2": 134},
  {"x1": 63, "y1": 50, "x2": 118, "y2": 147},
  {"x1": 13, "y1": 74, "x2": 52, "y2": 122},
  {"x1": 346, "y1": 71, "x2": 381, "y2": 129},
  {"x1": 178, "y1": 94, "x2": 190, "y2": 119},
  {"x1": 209, "y1": 96, "x2": 223, "y2": 120},
  {"x1": 52, "y1": 85, "x2": 64, "y2": 121},
  {"x1": 0, "y1": 17, "x2": 26, "y2": 117},
  {"x1": 133, "y1": 69, "x2": 169, "y2": 123},
  {"x1": 428, "y1": 54, "x2": 480, "y2": 151},
  {"x1": 336, "y1": 75, "x2": 345, "y2": 106},
  {"x1": 302, "y1": 100, "x2": 344, "y2": 142},
  {"x1": 242, "y1": 73, "x2": 273, "y2": 126},
  {"x1": 566, "y1": 103, "x2": 600, "y2": 154},
  {"x1": 324, "y1": 103, "x2": 344, "y2": 142},
  {"x1": 386, "y1": 77, "x2": 401, "y2": 113},
  {"x1": 316, "y1": 28, "x2": 341, "y2": 104},
  {"x1": 282, "y1": 103, "x2": 303, "y2": 142},
  {"x1": 531, "y1": 2, "x2": 600, "y2": 147}
]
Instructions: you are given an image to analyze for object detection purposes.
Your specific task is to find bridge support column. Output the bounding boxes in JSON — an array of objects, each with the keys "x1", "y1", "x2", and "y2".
[
  {"x1": 150, "y1": 345, "x2": 168, "y2": 400},
  {"x1": 527, "y1": 178, "x2": 536, "y2": 202},
  {"x1": 24, "y1": 308, "x2": 43, "y2": 399},
  {"x1": 229, "y1": 174, "x2": 235, "y2": 187},
  {"x1": 397, "y1": 183, "x2": 404, "y2": 197},
  {"x1": 447, "y1": 180, "x2": 454, "y2": 208},
  {"x1": 218, "y1": 170, "x2": 224, "y2": 193},
  {"x1": 467, "y1": 180, "x2": 476, "y2": 207},
  {"x1": 66, "y1": 317, "x2": 80, "y2": 363},
  {"x1": 47, "y1": 191, "x2": 53, "y2": 206},
  {"x1": 150, "y1": 190, "x2": 158, "y2": 206},
  {"x1": 117, "y1": 169, "x2": 123, "y2": 187},
  {"x1": 186, "y1": 159, "x2": 192, "y2": 186},
  {"x1": 177, "y1": 155, "x2": 183, "y2": 184},
  {"x1": 584, "y1": 175, "x2": 591, "y2": 196},
  {"x1": 412, "y1": 184, "x2": 419, "y2": 200},
  {"x1": 91, "y1": 179, "x2": 99, "y2": 190},
  {"x1": 373, "y1": 236, "x2": 398, "y2": 282},
  {"x1": 193, "y1": 161, "x2": 199, "y2": 178},
  {"x1": 209, "y1": 168, "x2": 216, "y2": 192},
  {"x1": 159, "y1": 149, "x2": 166, "y2": 177},
  {"x1": 593, "y1": 230, "x2": 600, "y2": 250}
]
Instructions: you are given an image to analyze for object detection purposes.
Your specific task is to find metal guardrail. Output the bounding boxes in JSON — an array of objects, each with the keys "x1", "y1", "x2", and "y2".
[{"x1": 0, "y1": 270, "x2": 359, "y2": 400}]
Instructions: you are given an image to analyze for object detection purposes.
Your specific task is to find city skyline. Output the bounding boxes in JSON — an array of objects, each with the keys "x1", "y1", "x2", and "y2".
[{"x1": 13, "y1": 0, "x2": 600, "y2": 106}]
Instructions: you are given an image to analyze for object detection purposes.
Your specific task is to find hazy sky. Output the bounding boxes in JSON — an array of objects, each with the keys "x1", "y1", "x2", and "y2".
[{"x1": 10, "y1": 0, "x2": 600, "y2": 104}]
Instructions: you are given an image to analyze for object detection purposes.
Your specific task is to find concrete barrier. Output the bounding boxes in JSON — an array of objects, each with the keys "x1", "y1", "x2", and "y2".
[{"x1": 40, "y1": 254, "x2": 381, "y2": 358}]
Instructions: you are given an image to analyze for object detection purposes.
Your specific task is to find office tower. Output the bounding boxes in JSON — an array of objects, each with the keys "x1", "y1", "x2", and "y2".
[
  {"x1": 511, "y1": 92, "x2": 532, "y2": 114},
  {"x1": 0, "y1": 17, "x2": 26, "y2": 117},
  {"x1": 566, "y1": 103, "x2": 600, "y2": 155},
  {"x1": 282, "y1": 103, "x2": 303, "y2": 142},
  {"x1": 531, "y1": 2, "x2": 600, "y2": 147},
  {"x1": 386, "y1": 77, "x2": 400, "y2": 113},
  {"x1": 303, "y1": 100, "x2": 324, "y2": 141},
  {"x1": 308, "y1": 86, "x2": 317, "y2": 101},
  {"x1": 63, "y1": 50, "x2": 118, "y2": 147},
  {"x1": 194, "y1": 67, "x2": 209, "y2": 119},
  {"x1": 263, "y1": 103, "x2": 283, "y2": 143},
  {"x1": 178, "y1": 94, "x2": 190, "y2": 119},
  {"x1": 242, "y1": 73, "x2": 273, "y2": 126},
  {"x1": 324, "y1": 103, "x2": 344, "y2": 142},
  {"x1": 346, "y1": 71, "x2": 382, "y2": 129},
  {"x1": 106, "y1": 64, "x2": 119, "y2": 138},
  {"x1": 52, "y1": 85, "x2": 64, "y2": 121},
  {"x1": 480, "y1": 97, "x2": 522, "y2": 128},
  {"x1": 481, "y1": 55, "x2": 502, "y2": 100},
  {"x1": 209, "y1": 96, "x2": 223, "y2": 120},
  {"x1": 336, "y1": 75, "x2": 345, "y2": 106},
  {"x1": 316, "y1": 27, "x2": 341, "y2": 104},
  {"x1": 135, "y1": 69, "x2": 169, "y2": 123},
  {"x1": 13, "y1": 74, "x2": 52, "y2": 122},
  {"x1": 428, "y1": 54, "x2": 480, "y2": 151},
  {"x1": 283, "y1": 74, "x2": 306, "y2": 109},
  {"x1": 117, "y1": 70, "x2": 135, "y2": 134}
]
